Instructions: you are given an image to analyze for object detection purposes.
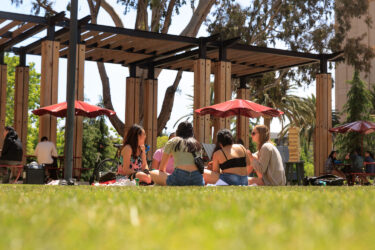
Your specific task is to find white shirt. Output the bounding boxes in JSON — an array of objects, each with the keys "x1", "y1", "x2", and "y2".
[{"x1": 34, "y1": 141, "x2": 58, "y2": 164}]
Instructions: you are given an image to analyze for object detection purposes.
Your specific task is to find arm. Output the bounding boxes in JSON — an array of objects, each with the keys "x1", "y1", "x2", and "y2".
[
  {"x1": 211, "y1": 151, "x2": 221, "y2": 174},
  {"x1": 34, "y1": 144, "x2": 39, "y2": 156},
  {"x1": 139, "y1": 145, "x2": 148, "y2": 170},
  {"x1": 246, "y1": 150, "x2": 254, "y2": 175},
  {"x1": 151, "y1": 159, "x2": 160, "y2": 170},
  {"x1": 252, "y1": 145, "x2": 272, "y2": 174},
  {"x1": 51, "y1": 143, "x2": 58, "y2": 157},
  {"x1": 159, "y1": 153, "x2": 171, "y2": 172},
  {"x1": 120, "y1": 145, "x2": 135, "y2": 175}
]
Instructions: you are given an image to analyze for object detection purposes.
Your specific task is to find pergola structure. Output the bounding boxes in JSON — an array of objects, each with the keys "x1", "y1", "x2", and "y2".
[{"x1": 0, "y1": 10, "x2": 340, "y2": 178}]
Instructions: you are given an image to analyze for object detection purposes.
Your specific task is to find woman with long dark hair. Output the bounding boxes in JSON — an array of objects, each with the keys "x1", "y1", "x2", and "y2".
[
  {"x1": 118, "y1": 124, "x2": 151, "y2": 184},
  {"x1": 0, "y1": 126, "x2": 23, "y2": 183},
  {"x1": 248, "y1": 125, "x2": 286, "y2": 186},
  {"x1": 324, "y1": 150, "x2": 346, "y2": 178},
  {"x1": 203, "y1": 129, "x2": 250, "y2": 185},
  {"x1": 150, "y1": 121, "x2": 204, "y2": 186}
]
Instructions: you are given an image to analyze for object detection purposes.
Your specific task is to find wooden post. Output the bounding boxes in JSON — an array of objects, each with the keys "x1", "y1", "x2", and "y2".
[
  {"x1": 124, "y1": 77, "x2": 140, "y2": 138},
  {"x1": 39, "y1": 40, "x2": 59, "y2": 144},
  {"x1": 314, "y1": 73, "x2": 332, "y2": 176},
  {"x1": 193, "y1": 59, "x2": 211, "y2": 143},
  {"x1": 213, "y1": 61, "x2": 231, "y2": 142},
  {"x1": 288, "y1": 127, "x2": 300, "y2": 162},
  {"x1": 236, "y1": 88, "x2": 250, "y2": 149},
  {"x1": 73, "y1": 44, "x2": 85, "y2": 174},
  {"x1": 14, "y1": 66, "x2": 29, "y2": 164},
  {"x1": 0, "y1": 64, "x2": 6, "y2": 149},
  {"x1": 144, "y1": 79, "x2": 158, "y2": 159}
]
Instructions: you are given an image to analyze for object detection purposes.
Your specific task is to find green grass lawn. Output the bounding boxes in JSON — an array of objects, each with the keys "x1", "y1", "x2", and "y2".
[{"x1": 1, "y1": 186, "x2": 375, "y2": 250}]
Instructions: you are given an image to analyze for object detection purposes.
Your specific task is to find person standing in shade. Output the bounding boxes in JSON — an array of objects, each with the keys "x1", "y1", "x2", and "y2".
[
  {"x1": 152, "y1": 132, "x2": 176, "y2": 174},
  {"x1": 248, "y1": 125, "x2": 286, "y2": 186},
  {"x1": 0, "y1": 126, "x2": 23, "y2": 183},
  {"x1": 34, "y1": 136, "x2": 58, "y2": 180}
]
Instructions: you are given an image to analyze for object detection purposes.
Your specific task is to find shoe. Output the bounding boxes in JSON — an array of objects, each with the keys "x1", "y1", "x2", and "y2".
[{"x1": 364, "y1": 182, "x2": 371, "y2": 186}]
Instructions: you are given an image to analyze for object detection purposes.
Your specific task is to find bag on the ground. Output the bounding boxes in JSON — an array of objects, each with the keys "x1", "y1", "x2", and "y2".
[
  {"x1": 192, "y1": 152, "x2": 204, "y2": 174},
  {"x1": 303, "y1": 174, "x2": 345, "y2": 186},
  {"x1": 99, "y1": 172, "x2": 117, "y2": 183}
]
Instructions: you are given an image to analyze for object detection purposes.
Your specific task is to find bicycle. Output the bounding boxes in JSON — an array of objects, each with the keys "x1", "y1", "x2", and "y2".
[{"x1": 89, "y1": 143, "x2": 123, "y2": 184}]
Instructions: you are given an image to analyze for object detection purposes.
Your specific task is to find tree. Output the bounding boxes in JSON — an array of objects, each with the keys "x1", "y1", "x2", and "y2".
[
  {"x1": 10, "y1": 0, "x2": 374, "y2": 137},
  {"x1": 4, "y1": 53, "x2": 41, "y2": 155},
  {"x1": 207, "y1": 0, "x2": 373, "y2": 143},
  {"x1": 334, "y1": 71, "x2": 373, "y2": 156},
  {"x1": 81, "y1": 116, "x2": 118, "y2": 179}
]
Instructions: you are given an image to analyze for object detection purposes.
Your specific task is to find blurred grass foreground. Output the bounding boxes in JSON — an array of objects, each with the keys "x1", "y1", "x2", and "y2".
[{"x1": 1, "y1": 185, "x2": 375, "y2": 250}]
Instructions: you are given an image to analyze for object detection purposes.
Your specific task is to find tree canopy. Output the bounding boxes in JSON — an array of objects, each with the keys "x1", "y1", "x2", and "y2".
[{"x1": 8, "y1": 0, "x2": 374, "y2": 137}]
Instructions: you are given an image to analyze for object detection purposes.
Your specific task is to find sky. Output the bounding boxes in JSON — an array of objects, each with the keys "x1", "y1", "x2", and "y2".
[{"x1": 1, "y1": 0, "x2": 333, "y2": 134}]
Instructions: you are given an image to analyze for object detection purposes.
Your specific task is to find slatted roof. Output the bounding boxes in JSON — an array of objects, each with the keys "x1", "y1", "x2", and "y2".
[{"x1": 0, "y1": 10, "x2": 341, "y2": 78}]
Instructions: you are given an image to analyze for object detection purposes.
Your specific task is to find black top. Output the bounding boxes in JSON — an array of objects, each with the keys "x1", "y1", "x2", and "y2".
[
  {"x1": 1, "y1": 130, "x2": 23, "y2": 161},
  {"x1": 219, "y1": 147, "x2": 247, "y2": 170}
]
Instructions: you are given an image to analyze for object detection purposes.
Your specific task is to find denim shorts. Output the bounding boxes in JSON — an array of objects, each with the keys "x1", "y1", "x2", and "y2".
[
  {"x1": 220, "y1": 173, "x2": 248, "y2": 186},
  {"x1": 166, "y1": 168, "x2": 204, "y2": 186}
]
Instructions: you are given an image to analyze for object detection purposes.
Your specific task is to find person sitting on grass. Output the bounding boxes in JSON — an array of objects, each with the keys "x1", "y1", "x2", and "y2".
[
  {"x1": 349, "y1": 149, "x2": 370, "y2": 185},
  {"x1": 118, "y1": 124, "x2": 152, "y2": 184},
  {"x1": 203, "y1": 129, "x2": 250, "y2": 185},
  {"x1": 248, "y1": 125, "x2": 286, "y2": 186},
  {"x1": 364, "y1": 151, "x2": 375, "y2": 174},
  {"x1": 152, "y1": 132, "x2": 176, "y2": 174},
  {"x1": 325, "y1": 150, "x2": 346, "y2": 179},
  {"x1": 0, "y1": 126, "x2": 23, "y2": 183},
  {"x1": 150, "y1": 121, "x2": 204, "y2": 186}
]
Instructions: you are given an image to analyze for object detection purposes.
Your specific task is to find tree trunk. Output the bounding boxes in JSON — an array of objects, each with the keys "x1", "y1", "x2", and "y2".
[
  {"x1": 156, "y1": 0, "x2": 215, "y2": 135},
  {"x1": 264, "y1": 117, "x2": 272, "y2": 131},
  {"x1": 95, "y1": 0, "x2": 215, "y2": 136}
]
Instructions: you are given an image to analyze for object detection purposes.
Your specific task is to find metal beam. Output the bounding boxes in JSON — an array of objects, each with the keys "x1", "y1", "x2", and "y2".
[
  {"x1": 147, "y1": 64, "x2": 155, "y2": 79},
  {"x1": 64, "y1": 0, "x2": 78, "y2": 181},
  {"x1": 232, "y1": 60, "x2": 319, "y2": 78},
  {"x1": 0, "y1": 24, "x2": 46, "y2": 51},
  {"x1": 231, "y1": 44, "x2": 322, "y2": 61},
  {"x1": 129, "y1": 64, "x2": 136, "y2": 77},
  {"x1": 18, "y1": 51, "x2": 26, "y2": 67},
  {"x1": 126, "y1": 44, "x2": 197, "y2": 66},
  {"x1": 19, "y1": 15, "x2": 90, "y2": 53},
  {"x1": 0, "y1": 11, "x2": 48, "y2": 24},
  {"x1": 82, "y1": 23, "x2": 199, "y2": 44}
]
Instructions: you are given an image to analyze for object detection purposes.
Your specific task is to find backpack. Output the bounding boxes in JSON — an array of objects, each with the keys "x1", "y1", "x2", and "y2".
[{"x1": 303, "y1": 174, "x2": 345, "y2": 186}]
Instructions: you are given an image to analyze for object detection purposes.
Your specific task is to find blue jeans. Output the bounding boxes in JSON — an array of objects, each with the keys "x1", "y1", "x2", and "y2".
[
  {"x1": 166, "y1": 168, "x2": 204, "y2": 186},
  {"x1": 220, "y1": 173, "x2": 248, "y2": 186}
]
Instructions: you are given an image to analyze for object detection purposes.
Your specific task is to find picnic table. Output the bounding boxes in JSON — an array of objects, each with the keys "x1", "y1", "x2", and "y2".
[{"x1": 26, "y1": 155, "x2": 88, "y2": 180}]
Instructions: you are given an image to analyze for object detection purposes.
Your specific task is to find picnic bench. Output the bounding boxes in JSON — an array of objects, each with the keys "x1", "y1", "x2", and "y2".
[{"x1": 26, "y1": 155, "x2": 90, "y2": 181}]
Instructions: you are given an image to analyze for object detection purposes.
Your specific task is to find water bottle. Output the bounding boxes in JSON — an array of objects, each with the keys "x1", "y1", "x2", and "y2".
[{"x1": 135, "y1": 178, "x2": 140, "y2": 186}]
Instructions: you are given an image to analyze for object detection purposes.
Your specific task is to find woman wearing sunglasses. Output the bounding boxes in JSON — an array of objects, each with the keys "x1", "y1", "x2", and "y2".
[
  {"x1": 204, "y1": 129, "x2": 250, "y2": 185},
  {"x1": 248, "y1": 125, "x2": 286, "y2": 186}
]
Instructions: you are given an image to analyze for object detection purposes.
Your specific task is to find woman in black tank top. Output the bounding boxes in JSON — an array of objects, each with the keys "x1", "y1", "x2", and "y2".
[{"x1": 203, "y1": 129, "x2": 250, "y2": 185}]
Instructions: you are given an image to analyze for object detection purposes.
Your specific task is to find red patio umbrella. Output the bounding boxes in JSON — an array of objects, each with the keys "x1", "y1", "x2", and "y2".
[
  {"x1": 195, "y1": 99, "x2": 283, "y2": 118},
  {"x1": 329, "y1": 120, "x2": 375, "y2": 155},
  {"x1": 32, "y1": 100, "x2": 116, "y2": 118},
  {"x1": 329, "y1": 120, "x2": 375, "y2": 134}
]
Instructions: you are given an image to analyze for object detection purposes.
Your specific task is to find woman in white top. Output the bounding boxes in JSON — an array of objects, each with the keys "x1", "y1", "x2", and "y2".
[{"x1": 248, "y1": 125, "x2": 286, "y2": 186}]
